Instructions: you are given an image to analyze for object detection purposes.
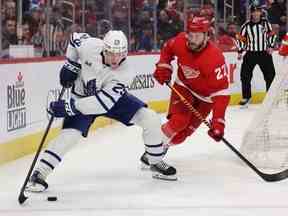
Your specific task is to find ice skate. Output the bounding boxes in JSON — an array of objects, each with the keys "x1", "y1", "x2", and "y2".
[
  {"x1": 150, "y1": 160, "x2": 177, "y2": 181},
  {"x1": 25, "y1": 171, "x2": 48, "y2": 192},
  {"x1": 140, "y1": 153, "x2": 150, "y2": 170},
  {"x1": 239, "y1": 98, "x2": 251, "y2": 109}
]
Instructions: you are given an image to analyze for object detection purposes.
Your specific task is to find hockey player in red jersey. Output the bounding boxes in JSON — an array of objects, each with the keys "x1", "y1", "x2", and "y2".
[
  {"x1": 279, "y1": 33, "x2": 288, "y2": 57},
  {"x1": 154, "y1": 16, "x2": 230, "y2": 147}
]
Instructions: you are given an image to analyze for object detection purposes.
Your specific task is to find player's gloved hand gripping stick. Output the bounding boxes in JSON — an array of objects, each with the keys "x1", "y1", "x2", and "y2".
[
  {"x1": 18, "y1": 87, "x2": 66, "y2": 205},
  {"x1": 165, "y1": 82, "x2": 288, "y2": 182}
]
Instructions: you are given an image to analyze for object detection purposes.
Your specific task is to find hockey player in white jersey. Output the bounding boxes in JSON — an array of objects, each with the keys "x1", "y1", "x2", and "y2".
[{"x1": 26, "y1": 30, "x2": 177, "y2": 192}]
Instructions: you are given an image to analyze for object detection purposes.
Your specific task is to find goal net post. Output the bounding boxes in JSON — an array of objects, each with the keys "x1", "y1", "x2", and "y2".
[{"x1": 240, "y1": 59, "x2": 288, "y2": 170}]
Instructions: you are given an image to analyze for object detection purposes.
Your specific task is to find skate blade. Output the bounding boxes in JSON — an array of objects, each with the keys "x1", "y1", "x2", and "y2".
[
  {"x1": 239, "y1": 104, "x2": 249, "y2": 109},
  {"x1": 152, "y1": 173, "x2": 177, "y2": 181},
  {"x1": 140, "y1": 162, "x2": 150, "y2": 171}
]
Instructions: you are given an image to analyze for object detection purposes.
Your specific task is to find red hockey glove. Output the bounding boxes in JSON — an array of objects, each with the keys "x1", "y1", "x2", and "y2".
[
  {"x1": 153, "y1": 64, "x2": 172, "y2": 85},
  {"x1": 208, "y1": 118, "x2": 225, "y2": 142}
]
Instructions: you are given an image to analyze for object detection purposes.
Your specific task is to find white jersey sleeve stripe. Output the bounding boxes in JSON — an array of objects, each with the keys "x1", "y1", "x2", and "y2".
[
  {"x1": 94, "y1": 92, "x2": 110, "y2": 111},
  {"x1": 100, "y1": 89, "x2": 117, "y2": 103},
  {"x1": 67, "y1": 58, "x2": 81, "y2": 68},
  {"x1": 69, "y1": 33, "x2": 77, "y2": 48},
  {"x1": 97, "y1": 91, "x2": 115, "y2": 110},
  {"x1": 69, "y1": 38, "x2": 76, "y2": 48},
  {"x1": 74, "y1": 90, "x2": 123, "y2": 115}
]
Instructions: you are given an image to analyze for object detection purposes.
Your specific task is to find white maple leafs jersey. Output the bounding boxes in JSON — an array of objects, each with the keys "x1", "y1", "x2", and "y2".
[{"x1": 66, "y1": 33, "x2": 132, "y2": 115}]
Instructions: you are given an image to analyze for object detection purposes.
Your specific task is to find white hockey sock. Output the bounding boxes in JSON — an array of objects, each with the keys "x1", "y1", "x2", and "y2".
[
  {"x1": 131, "y1": 108, "x2": 166, "y2": 164},
  {"x1": 145, "y1": 143, "x2": 165, "y2": 164},
  {"x1": 35, "y1": 129, "x2": 82, "y2": 179}
]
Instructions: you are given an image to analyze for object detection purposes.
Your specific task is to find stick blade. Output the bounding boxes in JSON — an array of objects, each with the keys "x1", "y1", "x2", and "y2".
[
  {"x1": 263, "y1": 169, "x2": 288, "y2": 182},
  {"x1": 18, "y1": 193, "x2": 28, "y2": 205}
]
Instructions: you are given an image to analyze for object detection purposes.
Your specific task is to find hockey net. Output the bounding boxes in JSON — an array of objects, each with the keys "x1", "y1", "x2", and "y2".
[{"x1": 241, "y1": 60, "x2": 288, "y2": 170}]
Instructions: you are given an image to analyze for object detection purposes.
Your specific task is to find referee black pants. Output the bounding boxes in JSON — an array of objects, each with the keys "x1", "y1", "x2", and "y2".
[{"x1": 240, "y1": 51, "x2": 275, "y2": 99}]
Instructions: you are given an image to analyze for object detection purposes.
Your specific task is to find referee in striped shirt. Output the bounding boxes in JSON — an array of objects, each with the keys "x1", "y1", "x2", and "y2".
[{"x1": 237, "y1": 4, "x2": 277, "y2": 107}]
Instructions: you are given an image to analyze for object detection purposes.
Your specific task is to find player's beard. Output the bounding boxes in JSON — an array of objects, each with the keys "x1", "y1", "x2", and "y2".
[{"x1": 187, "y1": 37, "x2": 208, "y2": 52}]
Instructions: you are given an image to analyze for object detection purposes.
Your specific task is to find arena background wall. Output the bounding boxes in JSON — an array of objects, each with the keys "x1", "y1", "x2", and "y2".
[{"x1": 0, "y1": 52, "x2": 283, "y2": 165}]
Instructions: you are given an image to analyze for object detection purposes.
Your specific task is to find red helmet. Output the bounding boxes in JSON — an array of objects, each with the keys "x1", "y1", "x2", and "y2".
[
  {"x1": 279, "y1": 34, "x2": 288, "y2": 56},
  {"x1": 187, "y1": 16, "x2": 210, "y2": 33}
]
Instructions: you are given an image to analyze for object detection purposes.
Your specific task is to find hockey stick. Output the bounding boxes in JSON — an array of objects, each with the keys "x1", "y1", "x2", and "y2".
[
  {"x1": 18, "y1": 87, "x2": 66, "y2": 204},
  {"x1": 166, "y1": 83, "x2": 288, "y2": 182}
]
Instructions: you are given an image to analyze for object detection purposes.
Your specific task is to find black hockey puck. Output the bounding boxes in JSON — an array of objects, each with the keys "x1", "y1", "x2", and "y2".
[{"x1": 47, "y1": 196, "x2": 57, "y2": 201}]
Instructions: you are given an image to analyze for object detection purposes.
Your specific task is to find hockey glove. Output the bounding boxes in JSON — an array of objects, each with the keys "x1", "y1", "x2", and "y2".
[
  {"x1": 208, "y1": 118, "x2": 225, "y2": 142},
  {"x1": 60, "y1": 60, "x2": 81, "y2": 88},
  {"x1": 48, "y1": 98, "x2": 80, "y2": 118},
  {"x1": 153, "y1": 64, "x2": 172, "y2": 85}
]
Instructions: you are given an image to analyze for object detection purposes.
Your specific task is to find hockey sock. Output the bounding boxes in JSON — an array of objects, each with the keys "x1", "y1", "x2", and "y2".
[{"x1": 35, "y1": 129, "x2": 82, "y2": 179}]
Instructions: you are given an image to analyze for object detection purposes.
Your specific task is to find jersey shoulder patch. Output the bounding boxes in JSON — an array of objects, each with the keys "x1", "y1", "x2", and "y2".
[{"x1": 69, "y1": 33, "x2": 91, "y2": 48}]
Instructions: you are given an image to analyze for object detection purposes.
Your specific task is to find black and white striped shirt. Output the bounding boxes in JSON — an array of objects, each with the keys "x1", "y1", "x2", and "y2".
[{"x1": 237, "y1": 18, "x2": 277, "y2": 52}]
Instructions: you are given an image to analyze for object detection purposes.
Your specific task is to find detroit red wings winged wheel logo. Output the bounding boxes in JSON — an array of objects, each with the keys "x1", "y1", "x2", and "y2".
[{"x1": 180, "y1": 64, "x2": 200, "y2": 79}]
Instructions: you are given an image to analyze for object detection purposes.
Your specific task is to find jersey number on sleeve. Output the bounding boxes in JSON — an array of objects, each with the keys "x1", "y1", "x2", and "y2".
[
  {"x1": 215, "y1": 64, "x2": 228, "y2": 80},
  {"x1": 72, "y1": 34, "x2": 90, "y2": 47},
  {"x1": 112, "y1": 83, "x2": 127, "y2": 96}
]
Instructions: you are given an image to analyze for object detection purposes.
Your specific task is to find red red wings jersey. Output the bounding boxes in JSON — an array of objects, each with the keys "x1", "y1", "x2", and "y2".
[
  {"x1": 279, "y1": 33, "x2": 288, "y2": 56},
  {"x1": 158, "y1": 32, "x2": 229, "y2": 102}
]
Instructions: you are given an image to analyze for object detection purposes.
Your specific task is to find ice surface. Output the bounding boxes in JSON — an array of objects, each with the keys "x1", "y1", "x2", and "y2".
[{"x1": 1, "y1": 105, "x2": 288, "y2": 216}]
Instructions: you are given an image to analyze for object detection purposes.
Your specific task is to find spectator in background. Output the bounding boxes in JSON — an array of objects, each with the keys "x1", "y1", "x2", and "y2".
[
  {"x1": 18, "y1": 22, "x2": 32, "y2": 45},
  {"x1": 199, "y1": 2, "x2": 216, "y2": 41},
  {"x1": 216, "y1": 22, "x2": 238, "y2": 51},
  {"x1": 143, "y1": 0, "x2": 157, "y2": 12},
  {"x1": 30, "y1": 26, "x2": 44, "y2": 57},
  {"x1": 164, "y1": 0, "x2": 183, "y2": 24},
  {"x1": 157, "y1": 0, "x2": 168, "y2": 11},
  {"x1": 137, "y1": 24, "x2": 154, "y2": 51},
  {"x1": 158, "y1": 9, "x2": 182, "y2": 48},
  {"x1": 51, "y1": 26, "x2": 68, "y2": 56},
  {"x1": 2, "y1": 18, "x2": 18, "y2": 50},
  {"x1": 111, "y1": 0, "x2": 129, "y2": 35},
  {"x1": 239, "y1": 0, "x2": 248, "y2": 24},
  {"x1": 134, "y1": 9, "x2": 154, "y2": 51},
  {"x1": 61, "y1": 2, "x2": 77, "y2": 29},
  {"x1": 3, "y1": 0, "x2": 16, "y2": 20},
  {"x1": 73, "y1": 0, "x2": 82, "y2": 25},
  {"x1": 85, "y1": 4, "x2": 98, "y2": 37},
  {"x1": 156, "y1": 0, "x2": 183, "y2": 48},
  {"x1": 200, "y1": 2, "x2": 215, "y2": 23},
  {"x1": 22, "y1": 0, "x2": 31, "y2": 14},
  {"x1": 50, "y1": 5, "x2": 64, "y2": 27},
  {"x1": 42, "y1": 23, "x2": 67, "y2": 57},
  {"x1": 24, "y1": 5, "x2": 44, "y2": 37},
  {"x1": 267, "y1": 0, "x2": 287, "y2": 40}
]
